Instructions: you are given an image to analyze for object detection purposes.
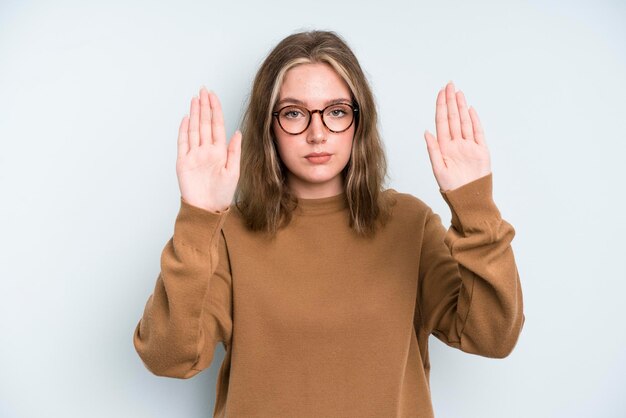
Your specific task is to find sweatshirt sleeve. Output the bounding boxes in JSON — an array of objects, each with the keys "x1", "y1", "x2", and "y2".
[
  {"x1": 133, "y1": 197, "x2": 233, "y2": 378},
  {"x1": 417, "y1": 173, "x2": 524, "y2": 358}
]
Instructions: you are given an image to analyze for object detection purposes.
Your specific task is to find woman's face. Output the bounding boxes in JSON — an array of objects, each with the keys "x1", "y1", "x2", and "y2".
[{"x1": 273, "y1": 62, "x2": 355, "y2": 199}]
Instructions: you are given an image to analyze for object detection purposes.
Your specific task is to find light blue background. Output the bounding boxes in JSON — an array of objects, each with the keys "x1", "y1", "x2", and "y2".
[{"x1": 1, "y1": 0, "x2": 625, "y2": 417}]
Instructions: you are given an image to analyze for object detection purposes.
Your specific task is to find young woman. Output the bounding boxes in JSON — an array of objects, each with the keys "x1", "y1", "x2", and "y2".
[{"x1": 134, "y1": 30, "x2": 524, "y2": 417}]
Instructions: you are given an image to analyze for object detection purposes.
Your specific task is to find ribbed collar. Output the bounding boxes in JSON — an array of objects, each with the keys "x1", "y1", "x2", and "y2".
[{"x1": 294, "y1": 192, "x2": 348, "y2": 215}]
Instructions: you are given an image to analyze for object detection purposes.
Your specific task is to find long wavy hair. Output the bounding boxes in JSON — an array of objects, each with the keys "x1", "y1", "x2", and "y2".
[{"x1": 235, "y1": 30, "x2": 393, "y2": 237}]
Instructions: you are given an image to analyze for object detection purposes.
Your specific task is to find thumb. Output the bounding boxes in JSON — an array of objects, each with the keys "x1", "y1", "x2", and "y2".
[
  {"x1": 225, "y1": 130, "x2": 242, "y2": 174},
  {"x1": 424, "y1": 130, "x2": 446, "y2": 172}
]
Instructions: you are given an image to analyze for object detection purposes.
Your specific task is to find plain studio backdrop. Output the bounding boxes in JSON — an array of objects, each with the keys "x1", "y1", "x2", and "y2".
[{"x1": 1, "y1": 0, "x2": 624, "y2": 417}]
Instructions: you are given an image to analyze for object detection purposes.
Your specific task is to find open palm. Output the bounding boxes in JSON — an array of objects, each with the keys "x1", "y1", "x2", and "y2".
[
  {"x1": 424, "y1": 82, "x2": 492, "y2": 192},
  {"x1": 176, "y1": 87, "x2": 242, "y2": 213}
]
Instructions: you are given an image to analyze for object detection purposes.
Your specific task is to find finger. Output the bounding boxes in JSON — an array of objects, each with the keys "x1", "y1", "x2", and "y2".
[
  {"x1": 209, "y1": 91, "x2": 226, "y2": 147},
  {"x1": 456, "y1": 90, "x2": 473, "y2": 140},
  {"x1": 468, "y1": 106, "x2": 486, "y2": 146},
  {"x1": 177, "y1": 115, "x2": 190, "y2": 157},
  {"x1": 199, "y1": 86, "x2": 212, "y2": 147},
  {"x1": 446, "y1": 82, "x2": 462, "y2": 139},
  {"x1": 424, "y1": 129, "x2": 447, "y2": 172},
  {"x1": 225, "y1": 130, "x2": 242, "y2": 174},
  {"x1": 435, "y1": 88, "x2": 451, "y2": 143},
  {"x1": 189, "y1": 95, "x2": 200, "y2": 148}
]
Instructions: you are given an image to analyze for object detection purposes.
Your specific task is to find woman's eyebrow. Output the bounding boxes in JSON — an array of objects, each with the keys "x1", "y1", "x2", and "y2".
[{"x1": 276, "y1": 97, "x2": 352, "y2": 107}]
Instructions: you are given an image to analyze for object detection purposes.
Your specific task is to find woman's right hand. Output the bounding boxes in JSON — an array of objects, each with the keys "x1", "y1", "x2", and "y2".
[{"x1": 176, "y1": 87, "x2": 242, "y2": 213}]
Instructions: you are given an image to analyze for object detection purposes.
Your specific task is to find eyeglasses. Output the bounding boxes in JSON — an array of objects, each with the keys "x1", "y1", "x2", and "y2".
[{"x1": 272, "y1": 102, "x2": 359, "y2": 135}]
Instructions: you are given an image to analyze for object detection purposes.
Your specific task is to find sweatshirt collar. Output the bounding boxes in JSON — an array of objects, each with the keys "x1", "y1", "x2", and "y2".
[{"x1": 294, "y1": 192, "x2": 348, "y2": 215}]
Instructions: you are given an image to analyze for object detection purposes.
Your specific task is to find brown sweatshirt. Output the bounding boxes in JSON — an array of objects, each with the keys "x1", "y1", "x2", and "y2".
[{"x1": 133, "y1": 172, "x2": 524, "y2": 418}]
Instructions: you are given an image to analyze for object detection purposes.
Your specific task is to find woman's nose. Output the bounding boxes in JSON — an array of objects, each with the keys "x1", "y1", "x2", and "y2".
[{"x1": 306, "y1": 112, "x2": 327, "y2": 144}]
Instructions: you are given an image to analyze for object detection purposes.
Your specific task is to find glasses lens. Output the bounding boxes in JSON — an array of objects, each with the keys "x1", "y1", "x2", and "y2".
[
  {"x1": 323, "y1": 104, "x2": 354, "y2": 132},
  {"x1": 278, "y1": 106, "x2": 309, "y2": 134}
]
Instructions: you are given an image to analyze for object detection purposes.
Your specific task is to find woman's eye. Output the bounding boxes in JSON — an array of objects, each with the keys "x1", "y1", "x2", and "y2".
[
  {"x1": 327, "y1": 107, "x2": 348, "y2": 118},
  {"x1": 282, "y1": 108, "x2": 304, "y2": 119}
]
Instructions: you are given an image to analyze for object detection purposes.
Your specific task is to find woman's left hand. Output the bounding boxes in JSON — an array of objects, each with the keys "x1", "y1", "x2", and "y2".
[{"x1": 424, "y1": 82, "x2": 492, "y2": 192}]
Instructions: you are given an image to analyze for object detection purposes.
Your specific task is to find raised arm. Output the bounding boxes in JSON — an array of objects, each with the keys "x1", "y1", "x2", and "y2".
[
  {"x1": 418, "y1": 82, "x2": 524, "y2": 357},
  {"x1": 133, "y1": 86, "x2": 241, "y2": 377}
]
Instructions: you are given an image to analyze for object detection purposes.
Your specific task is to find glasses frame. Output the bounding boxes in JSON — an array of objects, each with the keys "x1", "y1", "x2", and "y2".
[{"x1": 272, "y1": 102, "x2": 359, "y2": 135}]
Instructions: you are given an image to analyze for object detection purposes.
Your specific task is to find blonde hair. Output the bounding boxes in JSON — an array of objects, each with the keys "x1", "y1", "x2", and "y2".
[{"x1": 235, "y1": 30, "x2": 392, "y2": 237}]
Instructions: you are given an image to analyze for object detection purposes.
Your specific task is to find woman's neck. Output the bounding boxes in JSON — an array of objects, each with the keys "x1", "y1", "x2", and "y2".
[{"x1": 287, "y1": 176, "x2": 344, "y2": 199}]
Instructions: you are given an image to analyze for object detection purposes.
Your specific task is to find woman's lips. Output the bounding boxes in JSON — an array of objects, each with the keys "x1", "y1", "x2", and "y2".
[{"x1": 305, "y1": 153, "x2": 331, "y2": 164}]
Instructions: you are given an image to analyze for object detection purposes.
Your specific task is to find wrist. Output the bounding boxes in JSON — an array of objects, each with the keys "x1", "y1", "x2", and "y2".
[{"x1": 181, "y1": 197, "x2": 230, "y2": 214}]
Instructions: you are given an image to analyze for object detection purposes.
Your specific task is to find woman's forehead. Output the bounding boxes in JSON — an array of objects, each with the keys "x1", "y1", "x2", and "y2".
[{"x1": 279, "y1": 62, "x2": 351, "y2": 106}]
